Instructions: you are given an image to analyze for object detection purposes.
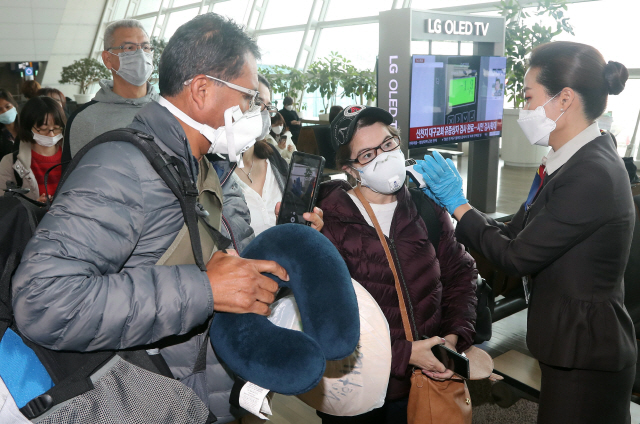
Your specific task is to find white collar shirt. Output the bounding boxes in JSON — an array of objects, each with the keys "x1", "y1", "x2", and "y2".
[{"x1": 544, "y1": 122, "x2": 601, "y2": 175}]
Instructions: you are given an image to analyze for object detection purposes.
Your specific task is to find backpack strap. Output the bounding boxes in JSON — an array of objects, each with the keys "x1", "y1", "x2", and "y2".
[
  {"x1": 12, "y1": 149, "x2": 22, "y2": 188},
  {"x1": 409, "y1": 187, "x2": 441, "y2": 255},
  {"x1": 56, "y1": 128, "x2": 208, "y2": 271}
]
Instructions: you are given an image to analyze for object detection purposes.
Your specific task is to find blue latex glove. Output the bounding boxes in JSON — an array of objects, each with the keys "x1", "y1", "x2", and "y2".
[{"x1": 414, "y1": 151, "x2": 468, "y2": 213}]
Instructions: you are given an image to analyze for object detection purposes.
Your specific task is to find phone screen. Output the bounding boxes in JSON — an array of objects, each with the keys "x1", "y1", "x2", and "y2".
[
  {"x1": 431, "y1": 344, "x2": 470, "y2": 379},
  {"x1": 277, "y1": 152, "x2": 325, "y2": 225}
]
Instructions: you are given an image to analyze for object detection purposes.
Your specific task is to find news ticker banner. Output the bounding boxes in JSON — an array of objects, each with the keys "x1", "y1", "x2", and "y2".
[{"x1": 409, "y1": 119, "x2": 502, "y2": 144}]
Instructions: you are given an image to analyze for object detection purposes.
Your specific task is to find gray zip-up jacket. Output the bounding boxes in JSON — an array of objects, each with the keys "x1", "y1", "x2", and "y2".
[
  {"x1": 11, "y1": 101, "x2": 242, "y2": 422},
  {"x1": 66, "y1": 79, "x2": 159, "y2": 157}
]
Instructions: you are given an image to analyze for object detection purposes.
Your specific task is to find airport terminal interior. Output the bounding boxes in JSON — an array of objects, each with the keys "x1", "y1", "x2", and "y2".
[{"x1": 1, "y1": 0, "x2": 639, "y2": 423}]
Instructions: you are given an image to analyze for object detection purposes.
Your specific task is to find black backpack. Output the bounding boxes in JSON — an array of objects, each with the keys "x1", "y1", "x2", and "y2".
[{"x1": 0, "y1": 128, "x2": 224, "y2": 421}]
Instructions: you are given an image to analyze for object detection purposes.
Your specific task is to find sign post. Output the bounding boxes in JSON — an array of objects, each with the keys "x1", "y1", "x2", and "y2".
[{"x1": 378, "y1": 9, "x2": 505, "y2": 213}]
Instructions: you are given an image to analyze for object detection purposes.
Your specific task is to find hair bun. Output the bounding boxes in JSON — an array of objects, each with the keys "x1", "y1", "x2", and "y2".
[{"x1": 604, "y1": 61, "x2": 629, "y2": 95}]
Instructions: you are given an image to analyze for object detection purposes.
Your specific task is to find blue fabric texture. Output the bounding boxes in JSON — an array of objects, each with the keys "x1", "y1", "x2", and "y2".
[
  {"x1": 209, "y1": 224, "x2": 360, "y2": 395},
  {"x1": 0, "y1": 328, "x2": 54, "y2": 408},
  {"x1": 415, "y1": 151, "x2": 468, "y2": 213}
]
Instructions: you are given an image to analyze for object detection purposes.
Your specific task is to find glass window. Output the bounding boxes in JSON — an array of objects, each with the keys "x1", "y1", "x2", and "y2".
[
  {"x1": 604, "y1": 78, "x2": 640, "y2": 158},
  {"x1": 313, "y1": 23, "x2": 379, "y2": 71},
  {"x1": 411, "y1": 0, "x2": 493, "y2": 9},
  {"x1": 324, "y1": 0, "x2": 393, "y2": 21},
  {"x1": 137, "y1": 0, "x2": 164, "y2": 15},
  {"x1": 111, "y1": 0, "x2": 130, "y2": 21},
  {"x1": 261, "y1": 0, "x2": 313, "y2": 30},
  {"x1": 430, "y1": 41, "x2": 458, "y2": 55},
  {"x1": 172, "y1": 0, "x2": 201, "y2": 7},
  {"x1": 213, "y1": 0, "x2": 252, "y2": 25},
  {"x1": 138, "y1": 17, "x2": 156, "y2": 35},
  {"x1": 162, "y1": 8, "x2": 199, "y2": 40},
  {"x1": 257, "y1": 31, "x2": 305, "y2": 68},
  {"x1": 553, "y1": 0, "x2": 640, "y2": 68}
]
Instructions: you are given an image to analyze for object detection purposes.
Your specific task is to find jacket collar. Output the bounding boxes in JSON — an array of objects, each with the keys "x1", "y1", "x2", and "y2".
[
  {"x1": 320, "y1": 180, "x2": 415, "y2": 227},
  {"x1": 129, "y1": 100, "x2": 199, "y2": 180},
  {"x1": 94, "y1": 79, "x2": 159, "y2": 106}
]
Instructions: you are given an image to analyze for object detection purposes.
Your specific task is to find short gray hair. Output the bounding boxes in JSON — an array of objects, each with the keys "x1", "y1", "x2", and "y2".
[{"x1": 103, "y1": 19, "x2": 149, "y2": 50}]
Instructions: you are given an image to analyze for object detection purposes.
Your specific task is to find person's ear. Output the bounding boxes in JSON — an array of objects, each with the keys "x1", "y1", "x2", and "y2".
[
  {"x1": 101, "y1": 51, "x2": 115, "y2": 72},
  {"x1": 559, "y1": 87, "x2": 575, "y2": 112},
  {"x1": 188, "y1": 75, "x2": 214, "y2": 111}
]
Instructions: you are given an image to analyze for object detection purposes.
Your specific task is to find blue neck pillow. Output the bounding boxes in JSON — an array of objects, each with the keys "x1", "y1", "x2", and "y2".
[{"x1": 209, "y1": 224, "x2": 360, "y2": 395}]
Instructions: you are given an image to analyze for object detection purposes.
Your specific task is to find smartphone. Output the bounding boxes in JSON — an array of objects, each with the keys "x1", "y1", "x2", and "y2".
[
  {"x1": 431, "y1": 343, "x2": 470, "y2": 380},
  {"x1": 276, "y1": 152, "x2": 325, "y2": 226}
]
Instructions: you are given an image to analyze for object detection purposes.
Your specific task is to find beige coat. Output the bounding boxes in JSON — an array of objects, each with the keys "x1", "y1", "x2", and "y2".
[{"x1": 0, "y1": 141, "x2": 39, "y2": 200}]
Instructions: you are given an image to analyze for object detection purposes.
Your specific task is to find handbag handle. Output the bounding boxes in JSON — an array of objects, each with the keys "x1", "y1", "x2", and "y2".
[{"x1": 353, "y1": 187, "x2": 414, "y2": 343}]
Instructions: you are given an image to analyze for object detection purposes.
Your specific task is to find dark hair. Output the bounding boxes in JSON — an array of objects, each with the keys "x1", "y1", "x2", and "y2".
[
  {"x1": 21, "y1": 80, "x2": 41, "y2": 99},
  {"x1": 269, "y1": 112, "x2": 287, "y2": 139},
  {"x1": 335, "y1": 115, "x2": 401, "y2": 168},
  {"x1": 19, "y1": 97, "x2": 67, "y2": 144},
  {"x1": 283, "y1": 96, "x2": 293, "y2": 106},
  {"x1": 253, "y1": 139, "x2": 272, "y2": 160},
  {"x1": 329, "y1": 105, "x2": 343, "y2": 123},
  {"x1": 529, "y1": 41, "x2": 628, "y2": 121},
  {"x1": 159, "y1": 13, "x2": 261, "y2": 96},
  {"x1": 37, "y1": 87, "x2": 67, "y2": 107}
]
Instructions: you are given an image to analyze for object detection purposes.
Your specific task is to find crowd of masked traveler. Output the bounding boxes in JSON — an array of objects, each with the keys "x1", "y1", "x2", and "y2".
[{"x1": 0, "y1": 11, "x2": 637, "y2": 424}]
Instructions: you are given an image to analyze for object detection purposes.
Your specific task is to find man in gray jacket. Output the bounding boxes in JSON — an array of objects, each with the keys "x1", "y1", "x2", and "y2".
[
  {"x1": 64, "y1": 19, "x2": 159, "y2": 157},
  {"x1": 12, "y1": 13, "x2": 286, "y2": 423}
]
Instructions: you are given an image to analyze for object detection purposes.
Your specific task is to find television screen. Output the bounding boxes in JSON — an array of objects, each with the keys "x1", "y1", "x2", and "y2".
[{"x1": 409, "y1": 55, "x2": 507, "y2": 148}]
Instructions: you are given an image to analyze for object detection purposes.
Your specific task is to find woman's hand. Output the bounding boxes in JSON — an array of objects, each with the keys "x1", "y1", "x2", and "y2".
[
  {"x1": 37, "y1": 193, "x2": 51, "y2": 203},
  {"x1": 287, "y1": 144, "x2": 294, "y2": 152},
  {"x1": 415, "y1": 151, "x2": 468, "y2": 216},
  {"x1": 274, "y1": 203, "x2": 324, "y2": 232},
  {"x1": 409, "y1": 336, "x2": 448, "y2": 375},
  {"x1": 303, "y1": 207, "x2": 324, "y2": 231},
  {"x1": 423, "y1": 334, "x2": 458, "y2": 381}
]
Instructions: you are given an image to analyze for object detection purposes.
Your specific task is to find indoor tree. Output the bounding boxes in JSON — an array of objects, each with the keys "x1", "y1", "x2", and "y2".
[
  {"x1": 58, "y1": 57, "x2": 111, "y2": 94},
  {"x1": 306, "y1": 52, "x2": 351, "y2": 113},
  {"x1": 500, "y1": 0, "x2": 574, "y2": 108}
]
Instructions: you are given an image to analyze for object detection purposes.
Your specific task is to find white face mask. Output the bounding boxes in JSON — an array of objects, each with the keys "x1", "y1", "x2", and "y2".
[
  {"x1": 108, "y1": 49, "x2": 154, "y2": 87},
  {"x1": 354, "y1": 150, "x2": 406, "y2": 194},
  {"x1": 32, "y1": 132, "x2": 62, "y2": 147},
  {"x1": 285, "y1": 105, "x2": 293, "y2": 111},
  {"x1": 272, "y1": 125, "x2": 283, "y2": 135},
  {"x1": 517, "y1": 92, "x2": 565, "y2": 147},
  {"x1": 158, "y1": 96, "x2": 267, "y2": 166}
]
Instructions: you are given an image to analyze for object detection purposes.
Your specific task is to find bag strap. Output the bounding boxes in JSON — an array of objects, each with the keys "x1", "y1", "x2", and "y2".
[
  {"x1": 12, "y1": 149, "x2": 22, "y2": 188},
  {"x1": 353, "y1": 187, "x2": 414, "y2": 342},
  {"x1": 56, "y1": 128, "x2": 207, "y2": 272},
  {"x1": 409, "y1": 188, "x2": 441, "y2": 255}
]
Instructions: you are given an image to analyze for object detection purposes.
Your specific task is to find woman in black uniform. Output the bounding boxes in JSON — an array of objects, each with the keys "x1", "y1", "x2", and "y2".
[{"x1": 417, "y1": 41, "x2": 636, "y2": 424}]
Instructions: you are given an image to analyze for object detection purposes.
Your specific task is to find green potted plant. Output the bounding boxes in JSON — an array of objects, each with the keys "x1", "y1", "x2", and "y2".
[
  {"x1": 499, "y1": 0, "x2": 574, "y2": 166},
  {"x1": 58, "y1": 57, "x2": 111, "y2": 104},
  {"x1": 261, "y1": 65, "x2": 309, "y2": 114},
  {"x1": 150, "y1": 36, "x2": 168, "y2": 85},
  {"x1": 306, "y1": 52, "x2": 350, "y2": 120},
  {"x1": 342, "y1": 66, "x2": 377, "y2": 106}
]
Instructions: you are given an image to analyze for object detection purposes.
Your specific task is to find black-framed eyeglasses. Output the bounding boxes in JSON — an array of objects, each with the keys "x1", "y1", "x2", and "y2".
[
  {"x1": 263, "y1": 104, "x2": 278, "y2": 117},
  {"x1": 33, "y1": 126, "x2": 63, "y2": 136},
  {"x1": 346, "y1": 135, "x2": 401, "y2": 165},
  {"x1": 106, "y1": 42, "x2": 154, "y2": 53}
]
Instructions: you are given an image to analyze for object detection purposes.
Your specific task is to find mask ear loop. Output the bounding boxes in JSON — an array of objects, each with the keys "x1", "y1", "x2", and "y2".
[{"x1": 346, "y1": 164, "x2": 363, "y2": 189}]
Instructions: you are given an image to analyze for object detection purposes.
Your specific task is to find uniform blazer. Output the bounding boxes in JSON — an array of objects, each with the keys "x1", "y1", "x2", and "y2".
[{"x1": 456, "y1": 133, "x2": 637, "y2": 371}]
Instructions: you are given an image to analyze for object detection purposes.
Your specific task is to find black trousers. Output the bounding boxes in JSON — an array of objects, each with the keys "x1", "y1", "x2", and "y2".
[
  {"x1": 538, "y1": 362, "x2": 635, "y2": 424},
  {"x1": 317, "y1": 397, "x2": 409, "y2": 424}
]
